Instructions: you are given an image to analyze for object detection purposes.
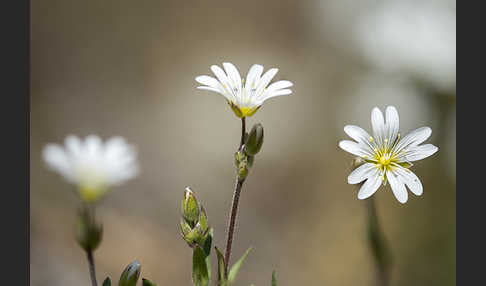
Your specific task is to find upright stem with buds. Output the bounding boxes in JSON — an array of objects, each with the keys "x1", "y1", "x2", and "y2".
[{"x1": 224, "y1": 117, "x2": 246, "y2": 274}]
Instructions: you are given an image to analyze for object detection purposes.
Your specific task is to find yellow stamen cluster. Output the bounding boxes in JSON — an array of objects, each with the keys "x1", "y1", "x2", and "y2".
[{"x1": 370, "y1": 134, "x2": 401, "y2": 173}]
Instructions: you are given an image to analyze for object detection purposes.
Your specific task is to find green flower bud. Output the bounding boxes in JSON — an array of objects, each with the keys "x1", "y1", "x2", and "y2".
[
  {"x1": 234, "y1": 150, "x2": 246, "y2": 167},
  {"x1": 351, "y1": 157, "x2": 366, "y2": 169},
  {"x1": 182, "y1": 187, "x2": 200, "y2": 223},
  {"x1": 75, "y1": 207, "x2": 103, "y2": 252},
  {"x1": 238, "y1": 163, "x2": 248, "y2": 180},
  {"x1": 244, "y1": 123, "x2": 264, "y2": 156},
  {"x1": 180, "y1": 188, "x2": 210, "y2": 248},
  {"x1": 118, "y1": 260, "x2": 141, "y2": 286},
  {"x1": 198, "y1": 206, "x2": 209, "y2": 233}
]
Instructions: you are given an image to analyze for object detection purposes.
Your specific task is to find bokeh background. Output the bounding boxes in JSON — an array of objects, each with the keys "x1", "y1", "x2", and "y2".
[{"x1": 30, "y1": 0, "x2": 456, "y2": 285}]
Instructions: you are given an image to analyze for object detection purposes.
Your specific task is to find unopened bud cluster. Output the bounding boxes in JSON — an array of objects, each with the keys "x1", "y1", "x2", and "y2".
[
  {"x1": 180, "y1": 187, "x2": 210, "y2": 248},
  {"x1": 235, "y1": 123, "x2": 264, "y2": 180}
]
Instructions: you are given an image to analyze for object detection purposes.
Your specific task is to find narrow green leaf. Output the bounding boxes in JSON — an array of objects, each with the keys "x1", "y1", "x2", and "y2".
[
  {"x1": 142, "y1": 278, "x2": 157, "y2": 286},
  {"x1": 102, "y1": 277, "x2": 111, "y2": 286},
  {"x1": 215, "y1": 246, "x2": 227, "y2": 285},
  {"x1": 203, "y1": 228, "x2": 213, "y2": 281},
  {"x1": 193, "y1": 246, "x2": 209, "y2": 286},
  {"x1": 228, "y1": 247, "x2": 253, "y2": 284},
  {"x1": 272, "y1": 270, "x2": 277, "y2": 286}
]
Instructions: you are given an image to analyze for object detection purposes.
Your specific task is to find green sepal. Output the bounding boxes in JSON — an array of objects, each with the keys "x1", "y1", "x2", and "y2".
[
  {"x1": 215, "y1": 246, "x2": 227, "y2": 285},
  {"x1": 247, "y1": 155, "x2": 254, "y2": 168},
  {"x1": 76, "y1": 207, "x2": 103, "y2": 252},
  {"x1": 102, "y1": 277, "x2": 111, "y2": 286},
  {"x1": 272, "y1": 270, "x2": 277, "y2": 286},
  {"x1": 142, "y1": 278, "x2": 157, "y2": 286},
  {"x1": 203, "y1": 228, "x2": 213, "y2": 281},
  {"x1": 192, "y1": 246, "x2": 209, "y2": 286},
  {"x1": 182, "y1": 187, "x2": 200, "y2": 223},
  {"x1": 228, "y1": 247, "x2": 252, "y2": 284}
]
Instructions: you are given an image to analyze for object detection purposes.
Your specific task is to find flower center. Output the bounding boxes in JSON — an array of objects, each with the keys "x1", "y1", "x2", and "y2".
[{"x1": 379, "y1": 153, "x2": 393, "y2": 166}]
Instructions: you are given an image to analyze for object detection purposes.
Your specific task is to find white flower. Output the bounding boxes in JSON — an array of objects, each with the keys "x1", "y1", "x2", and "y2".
[
  {"x1": 339, "y1": 106, "x2": 438, "y2": 204},
  {"x1": 195, "y1": 62, "x2": 293, "y2": 117},
  {"x1": 43, "y1": 135, "x2": 140, "y2": 202}
]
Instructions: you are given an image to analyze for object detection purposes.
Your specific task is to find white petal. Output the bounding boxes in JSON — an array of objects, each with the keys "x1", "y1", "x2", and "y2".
[
  {"x1": 210, "y1": 65, "x2": 235, "y2": 99},
  {"x1": 387, "y1": 171, "x2": 408, "y2": 203},
  {"x1": 197, "y1": 86, "x2": 222, "y2": 93},
  {"x1": 84, "y1": 135, "x2": 103, "y2": 157},
  {"x1": 43, "y1": 144, "x2": 73, "y2": 180},
  {"x1": 339, "y1": 140, "x2": 373, "y2": 158},
  {"x1": 393, "y1": 127, "x2": 432, "y2": 152},
  {"x1": 344, "y1": 125, "x2": 373, "y2": 146},
  {"x1": 65, "y1": 135, "x2": 82, "y2": 158},
  {"x1": 348, "y1": 163, "x2": 377, "y2": 184},
  {"x1": 357, "y1": 170, "x2": 382, "y2": 200},
  {"x1": 254, "y1": 68, "x2": 278, "y2": 96},
  {"x1": 394, "y1": 167, "x2": 423, "y2": 196},
  {"x1": 223, "y1": 62, "x2": 242, "y2": 93},
  {"x1": 385, "y1": 106, "x2": 399, "y2": 143},
  {"x1": 197, "y1": 86, "x2": 233, "y2": 102},
  {"x1": 262, "y1": 80, "x2": 293, "y2": 97},
  {"x1": 258, "y1": 89, "x2": 292, "y2": 103},
  {"x1": 195, "y1": 75, "x2": 223, "y2": 90},
  {"x1": 245, "y1": 64, "x2": 264, "y2": 91},
  {"x1": 371, "y1": 107, "x2": 386, "y2": 144},
  {"x1": 401, "y1": 144, "x2": 438, "y2": 162}
]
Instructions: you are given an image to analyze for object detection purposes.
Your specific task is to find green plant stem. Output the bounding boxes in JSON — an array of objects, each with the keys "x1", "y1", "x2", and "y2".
[
  {"x1": 86, "y1": 249, "x2": 98, "y2": 286},
  {"x1": 366, "y1": 197, "x2": 392, "y2": 286},
  {"x1": 224, "y1": 117, "x2": 246, "y2": 274}
]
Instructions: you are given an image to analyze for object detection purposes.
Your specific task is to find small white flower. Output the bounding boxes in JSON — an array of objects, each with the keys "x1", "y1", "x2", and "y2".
[
  {"x1": 339, "y1": 106, "x2": 438, "y2": 204},
  {"x1": 196, "y1": 62, "x2": 293, "y2": 117},
  {"x1": 42, "y1": 135, "x2": 140, "y2": 202}
]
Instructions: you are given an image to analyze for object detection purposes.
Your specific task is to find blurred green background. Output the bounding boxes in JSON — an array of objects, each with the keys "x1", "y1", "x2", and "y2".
[{"x1": 30, "y1": 0, "x2": 456, "y2": 285}]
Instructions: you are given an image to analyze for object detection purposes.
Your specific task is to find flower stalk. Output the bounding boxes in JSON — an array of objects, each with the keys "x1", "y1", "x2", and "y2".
[
  {"x1": 366, "y1": 197, "x2": 393, "y2": 286},
  {"x1": 224, "y1": 117, "x2": 246, "y2": 274},
  {"x1": 86, "y1": 249, "x2": 98, "y2": 286}
]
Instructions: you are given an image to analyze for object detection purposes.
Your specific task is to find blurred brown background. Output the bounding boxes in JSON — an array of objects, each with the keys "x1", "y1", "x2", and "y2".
[{"x1": 30, "y1": 0, "x2": 456, "y2": 285}]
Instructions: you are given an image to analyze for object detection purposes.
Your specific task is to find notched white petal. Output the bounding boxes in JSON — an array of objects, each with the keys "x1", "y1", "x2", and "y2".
[
  {"x1": 348, "y1": 163, "x2": 376, "y2": 184},
  {"x1": 344, "y1": 125, "x2": 372, "y2": 145},
  {"x1": 395, "y1": 167, "x2": 423, "y2": 196},
  {"x1": 387, "y1": 171, "x2": 408, "y2": 204},
  {"x1": 371, "y1": 107, "x2": 386, "y2": 142},
  {"x1": 385, "y1": 106, "x2": 399, "y2": 143},
  {"x1": 402, "y1": 144, "x2": 438, "y2": 162},
  {"x1": 394, "y1": 127, "x2": 432, "y2": 152},
  {"x1": 357, "y1": 170, "x2": 382, "y2": 200},
  {"x1": 339, "y1": 140, "x2": 373, "y2": 158}
]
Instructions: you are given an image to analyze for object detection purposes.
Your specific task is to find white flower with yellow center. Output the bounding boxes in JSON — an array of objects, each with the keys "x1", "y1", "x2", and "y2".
[
  {"x1": 339, "y1": 106, "x2": 438, "y2": 204},
  {"x1": 43, "y1": 135, "x2": 140, "y2": 203},
  {"x1": 195, "y1": 62, "x2": 293, "y2": 117}
]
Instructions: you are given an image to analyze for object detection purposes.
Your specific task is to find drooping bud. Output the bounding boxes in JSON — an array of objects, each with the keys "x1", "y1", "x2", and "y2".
[
  {"x1": 118, "y1": 260, "x2": 141, "y2": 286},
  {"x1": 351, "y1": 157, "x2": 366, "y2": 170},
  {"x1": 182, "y1": 187, "x2": 200, "y2": 223},
  {"x1": 180, "y1": 187, "x2": 210, "y2": 248},
  {"x1": 75, "y1": 206, "x2": 103, "y2": 252},
  {"x1": 244, "y1": 123, "x2": 264, "y2": 156}
]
